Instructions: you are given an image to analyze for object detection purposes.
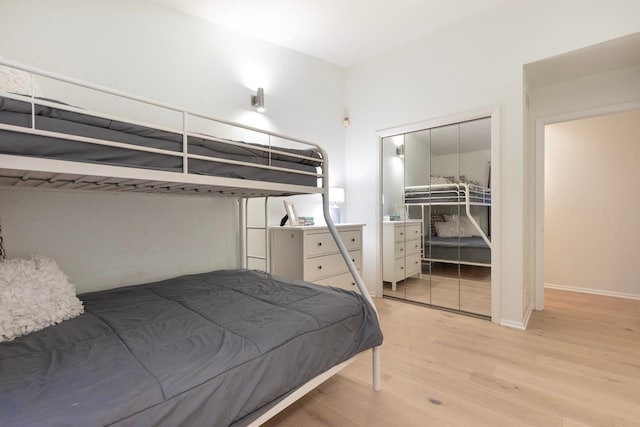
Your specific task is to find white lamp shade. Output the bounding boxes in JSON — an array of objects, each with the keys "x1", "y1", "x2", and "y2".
[{"x1": 329, "y1": 187, "x2": 345, "y2": 203}]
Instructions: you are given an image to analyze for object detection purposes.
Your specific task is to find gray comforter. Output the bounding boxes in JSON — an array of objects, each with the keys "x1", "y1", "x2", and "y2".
[{"x1": 0, "y1": 269, "x2": 382, "y2": 426}]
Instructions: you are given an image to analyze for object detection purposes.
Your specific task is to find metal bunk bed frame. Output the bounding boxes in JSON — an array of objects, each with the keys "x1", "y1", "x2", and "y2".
[
  {"x1": 0, "y1": 59, "x2": 380, "y2": 425},
  {"x1": 405, "y1": 182, "x2": 492, "y2": 267}
]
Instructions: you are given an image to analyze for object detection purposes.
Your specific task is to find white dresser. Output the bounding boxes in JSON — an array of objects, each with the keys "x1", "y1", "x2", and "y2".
[
  {"x1": 269, "y1": 224, "x2": 363, "y2": 292},
  {"x1": 382, "y1": 220, "x2": 422, "y2": 290}
]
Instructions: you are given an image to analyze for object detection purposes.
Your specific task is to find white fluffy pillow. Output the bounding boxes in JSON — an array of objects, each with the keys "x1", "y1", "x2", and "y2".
[
  {"x1": 0, "y1": 60, "x2": 43, "y2": 96},
  {"x1": 434, "y1": 220, "x2": 471, "y2": 238},
  {"x1": 0, "y1": 255, "x2": 83, "y2": 342},
  {"x1": 443, "y1": 214, "x2": 482, "y2": 237}
]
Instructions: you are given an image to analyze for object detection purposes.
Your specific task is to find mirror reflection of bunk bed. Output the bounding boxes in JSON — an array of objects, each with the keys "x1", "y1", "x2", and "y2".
[
  {"x1": 405, "y1": 182, "x2": 491, "y2": 267},
  {"x1": 0, "y1": 59, "x2": 382, "y2": 427},
  {"x1": 381, "y1": 116, "x2": 492, "y2": 318}
]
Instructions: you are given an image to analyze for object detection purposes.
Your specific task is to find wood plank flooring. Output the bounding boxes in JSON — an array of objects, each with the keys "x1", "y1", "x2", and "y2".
[
  {"x1": 383, "y1": 264, "x2": 492, "y2": 316},
  {"x1": 264, "y1": 289, "x2": 640, "y2": 426}
]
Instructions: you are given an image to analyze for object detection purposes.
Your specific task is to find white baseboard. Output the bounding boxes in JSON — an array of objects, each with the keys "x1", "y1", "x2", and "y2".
[
  {"x1": 499, "y1": 302, "x2": 534, "y2": 330},
  {"x1": 500, "y1": 319, "x2": 526, "y2": 330},
  {"x1": 544, "y1": 283, "x2": 640, "y2": 301}
]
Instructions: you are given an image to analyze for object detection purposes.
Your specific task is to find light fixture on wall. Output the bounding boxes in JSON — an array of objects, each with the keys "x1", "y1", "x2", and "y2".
[
  {"x1": 329, "y1": 187, "x2": 345, "y2": 223},
  {"x1": 251, "y1": 87, "x2": 265, "y2": 112},
  {"x1": 396, "y1": 144, "x2": 405, "y2": 158}
]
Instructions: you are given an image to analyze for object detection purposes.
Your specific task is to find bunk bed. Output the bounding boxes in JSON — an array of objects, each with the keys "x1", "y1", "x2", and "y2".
[
  {"x1": 0, "y1": 59, "x2": 382, "y2": 427},
  {"x1": 405, "y1": 183, "x2": 492, "y2": 267}
]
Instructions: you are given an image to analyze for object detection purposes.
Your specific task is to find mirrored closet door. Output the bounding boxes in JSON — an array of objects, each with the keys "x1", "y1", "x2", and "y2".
[{"x1": 382, "y1": 117, "x2": 492, "y2": 318}]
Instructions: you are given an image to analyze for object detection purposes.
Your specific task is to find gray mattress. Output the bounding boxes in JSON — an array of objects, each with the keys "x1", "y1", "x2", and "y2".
[
  {"x1": 0, "y1": 269, "x2": 382, "y2": 427},
  {"x1": 426, "y1": 236, "x2": 491, "y2": 264},
  {"x1": 0, "y1": 96, "x2": 322, "y2": 187}
]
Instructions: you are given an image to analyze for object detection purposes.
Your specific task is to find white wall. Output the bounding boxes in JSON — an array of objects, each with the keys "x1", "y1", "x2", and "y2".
[
  {"x1": 544, "y1": 109, "x2": 640, "y2": 298},
  {"x1": 0, "y1": 189, "x2": 238, "y2": 293},
  {"x1": 0, "y1": 0, "x2": 346, "y2": 290},
  {"x1": 344, "y1": 0, "x2": 640, "y2": 324},
  {"x1": 431, "y1": 150, "x2": 491, "y2": 187},
  {"x1": 531, "y1": 64, "x2": 640, "y2": 119}
]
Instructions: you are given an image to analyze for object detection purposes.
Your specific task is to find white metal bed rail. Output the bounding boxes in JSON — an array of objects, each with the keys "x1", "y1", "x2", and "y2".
[
  {"x1": 0, "y1": 59, "x2": 323, "y2": 182},
  {"x1": 404, "y1": 182, "x2": 492, "y2": 248}
]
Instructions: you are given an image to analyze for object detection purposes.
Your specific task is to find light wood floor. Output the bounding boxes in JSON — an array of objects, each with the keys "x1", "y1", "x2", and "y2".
[
  {"x1": 264, "y1": 289, "x2": 640, "y2": 427},
  {"x1": 383, "y1": 264, "x2": 491, "y2": 316}
]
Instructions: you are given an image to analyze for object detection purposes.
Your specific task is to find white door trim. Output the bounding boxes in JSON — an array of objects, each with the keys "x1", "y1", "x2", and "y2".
[
  {"x1": 376, "y1": 106, "x2": 501, "y2": 323},
  {"x1": 534, "y1": 101, "x2": 640, "y2": 310}
]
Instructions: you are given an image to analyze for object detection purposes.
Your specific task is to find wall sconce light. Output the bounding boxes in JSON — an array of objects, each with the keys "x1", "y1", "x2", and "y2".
[
  {"x1": 251, "y1": 87, "x2": 265, "y2": 112},
  {"x1": 396, "y1": 144, "x2": 405, "y2": 158}
]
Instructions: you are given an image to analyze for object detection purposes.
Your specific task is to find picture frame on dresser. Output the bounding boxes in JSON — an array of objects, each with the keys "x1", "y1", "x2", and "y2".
[{"x1": 283, "y1": 200, "x2": 298, "y2": 226}]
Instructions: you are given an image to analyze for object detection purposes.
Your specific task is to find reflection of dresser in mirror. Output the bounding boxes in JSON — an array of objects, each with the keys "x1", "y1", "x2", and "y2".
[{"x1": 382, "y1": 220, "x2": 422, "y2": 290}]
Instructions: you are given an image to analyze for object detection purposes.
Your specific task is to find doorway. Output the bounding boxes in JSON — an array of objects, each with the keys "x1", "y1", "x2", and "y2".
[{"x1": 534, "y1": 104, "x2": 640, "y2": 308}]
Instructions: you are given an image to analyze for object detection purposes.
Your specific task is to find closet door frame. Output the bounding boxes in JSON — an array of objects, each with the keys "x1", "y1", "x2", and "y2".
[{"x1": 377, "y1": 106, "x2": 501, "y2": 323}]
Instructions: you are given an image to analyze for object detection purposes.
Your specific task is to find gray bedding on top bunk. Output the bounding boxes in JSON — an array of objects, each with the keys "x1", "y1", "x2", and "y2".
[
  {"x1": 0, "y1": 269, "x2": 382, "y2": 427},
  {"x1": 0, "y1": 96, "x2": 322, "y2": 186},
  {"x1": 426, "y1": 236, "x2": 491, "y2": 264}
]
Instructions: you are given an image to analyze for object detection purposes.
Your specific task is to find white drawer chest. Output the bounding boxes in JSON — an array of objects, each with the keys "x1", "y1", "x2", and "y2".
[
  {"x1": 269, "y1": 224, "x2": 363, "y2": 292},
  {"x1": 382, "y1": 220, "x2": 422, "y2": 290}
]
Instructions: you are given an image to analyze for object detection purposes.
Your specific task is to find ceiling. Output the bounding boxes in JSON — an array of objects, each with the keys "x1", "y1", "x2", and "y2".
[{"x1": 153, "y1": 0, "x2": 506, "y2": 68}]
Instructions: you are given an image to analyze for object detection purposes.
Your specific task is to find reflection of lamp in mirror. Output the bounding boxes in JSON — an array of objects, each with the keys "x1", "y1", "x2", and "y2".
[{"x1": 329, "y1": 187, "x2": 345, "y2": 223}]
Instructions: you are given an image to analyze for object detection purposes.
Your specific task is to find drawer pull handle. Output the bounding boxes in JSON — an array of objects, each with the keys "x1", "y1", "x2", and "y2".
[
  {"x1": 351, "y1": 259, "x2": 355, "y2": 262},
  {"x1": 317, "y1": 265, "x2": 323, "y2": 270},
  {"x1": 400, "y1": 247, "x2": 404, "y2": 251},
  {"x1": 317, "y1": 242, "x2": 322, "y2": 246},
  {"x1": 400, "y1": 232, "x2": 404, "y2": 236},
  {"x1": 400, "y1": 266, "x2": 404, "y2": 270},
  {"x1": 351, "y1": 282, "x2": 355, "y2": 286},
  {"x1": 351, "y1": 238, "x2": 355, "y2": 242}
]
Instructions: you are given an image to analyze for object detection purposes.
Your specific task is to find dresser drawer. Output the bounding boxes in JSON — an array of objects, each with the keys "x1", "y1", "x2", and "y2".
[
  {"x1": 304, "y1": 229, "x2": 361, "y2": 257},
  {"x1": 393, "y1": 223, "x2": 421, "y2": 242},
  {"x1": 304, "y1": 232, "x2": 336, "y2": 257},
  {"x1": 338, "y1": 229, "x2": 362, "y2": 251},
  {"x1": 394, "y1": 240, "x2": 421, "y2": 258},
  {"x1": 406, "y1": 238, "x2": 421, "y2": 256},
  {"x1": 314, "y1": 270, "x2": 361, "y2": 292},
  {"x1": 405, "y1": 253, "x2": 421, "y2": 276},
  {"x1": 393, "y1": 253, "x2": 421, "y2": 280},
  {"x1": 305, "y1": 250, "x2": 362, "y2": 281}
]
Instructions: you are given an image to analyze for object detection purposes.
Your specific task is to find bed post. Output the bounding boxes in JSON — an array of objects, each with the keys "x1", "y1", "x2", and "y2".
[
  {"x1": 372, "y1": 347, "x2": 381, "y2": 391},
  {"x1": 462, "y1": 183, "x2": 491, "y2": 248},
  {"x1": 239, "y1": 198, "x2": 247, "y2": 269},
  {"x1": 314, "y1": 146, "x2": 381, "y2": 392}
]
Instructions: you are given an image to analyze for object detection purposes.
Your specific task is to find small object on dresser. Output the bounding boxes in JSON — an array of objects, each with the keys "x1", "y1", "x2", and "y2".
[
  {"x1": 389, "y1": 214, "x2": 401, "y2": 221},
  {"x1": 298, "y1": 216, "x2": 315, "y2": 226}
]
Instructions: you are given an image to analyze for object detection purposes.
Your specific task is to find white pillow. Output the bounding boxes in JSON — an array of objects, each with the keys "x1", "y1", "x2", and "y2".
[
  {"x1": 0, "y1": 60, "x2": 43, "y2": 96},
  {"x1": 0, "y1": 255, "x2": 83, "y2": 342},
  {"x1": 443, "y1": 214, "x2": 482, "y2": 237},
  {"x1": 434, "y1": 220, "x2": 472, "y2": 238}
]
